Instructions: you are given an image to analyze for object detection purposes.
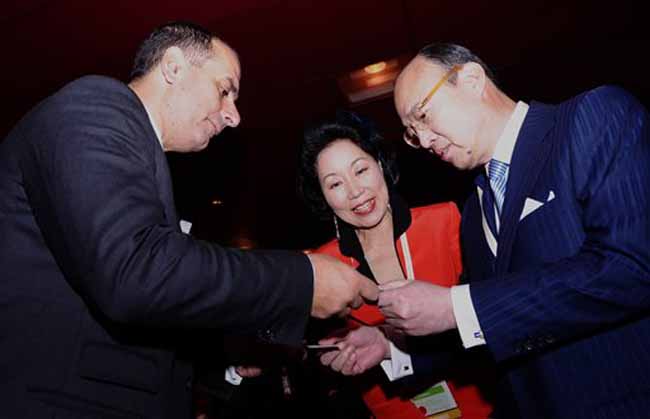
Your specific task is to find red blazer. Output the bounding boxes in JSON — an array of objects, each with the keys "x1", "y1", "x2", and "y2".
[{"x1": 316, "y1": 202, "x2": 492, "y2": 419}]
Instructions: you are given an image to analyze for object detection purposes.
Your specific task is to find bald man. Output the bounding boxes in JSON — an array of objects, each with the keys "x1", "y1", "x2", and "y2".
[{"x1": 379, "y1": 43, "x2": 650, "y2": 418}]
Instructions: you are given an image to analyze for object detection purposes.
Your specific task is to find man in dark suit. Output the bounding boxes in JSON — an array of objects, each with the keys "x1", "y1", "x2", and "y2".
[
  {"x1": 0, "y1": 21, "x2": 377, "y2": 419},
  {"x1": 378, "y1": 43, "x2": 650, "y2": 418}
]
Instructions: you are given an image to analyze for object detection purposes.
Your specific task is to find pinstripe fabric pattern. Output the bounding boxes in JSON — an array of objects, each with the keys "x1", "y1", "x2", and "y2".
[{"x1": 460, "y1": 86, "x2": 650, "y2": 419}]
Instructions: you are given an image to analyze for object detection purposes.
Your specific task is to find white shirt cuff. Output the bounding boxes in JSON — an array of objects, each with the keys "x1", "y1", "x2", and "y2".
[
  {"x1": 224, "y1": 366, "x2": 243, "y2": 385},
  {"x1": 451, "y1": 285, "x2": 486, "y2": 348},
  {"x1": 179, "y1": 219, "x2": 192, "y2": 234},
  {"x1": 380, "y1": 341, "x2": 414, "y2": 381}
]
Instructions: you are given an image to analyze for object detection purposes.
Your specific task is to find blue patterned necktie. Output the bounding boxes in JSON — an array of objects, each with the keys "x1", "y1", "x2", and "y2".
[
  {"x1": 488, "y1": 159, "x2": 509, "y2": 215},
  {"x1": 475, "y1": 173, "x2": 498, "y2": 239}
]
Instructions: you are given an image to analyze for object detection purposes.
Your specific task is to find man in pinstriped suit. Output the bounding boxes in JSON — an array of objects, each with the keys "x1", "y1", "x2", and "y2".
[{"x1": 378, "y1": 43, "x2": 650, "y2": 418}]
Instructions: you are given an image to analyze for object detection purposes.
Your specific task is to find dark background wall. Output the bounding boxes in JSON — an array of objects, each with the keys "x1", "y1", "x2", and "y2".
[{"x1": 1, "y1": 0, "x2": 647, "y2": 250}]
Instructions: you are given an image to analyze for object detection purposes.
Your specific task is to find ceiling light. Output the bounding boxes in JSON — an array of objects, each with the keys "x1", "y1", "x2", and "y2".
[
  {"x1": 364, "y1": 61, "x2": 387, "y2": 74},
  {"x1": 337, "y1": 55, "x2": 410, "y2": 104}
]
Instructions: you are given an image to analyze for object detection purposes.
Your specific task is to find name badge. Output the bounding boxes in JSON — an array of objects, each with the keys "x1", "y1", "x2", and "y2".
[{"x1": 410, "y1": 380, "x2": 460, "y2": 418}]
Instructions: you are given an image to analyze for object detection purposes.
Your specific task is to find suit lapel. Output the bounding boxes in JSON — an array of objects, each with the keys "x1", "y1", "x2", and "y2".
[
  {"x1": 153, "y1": 145, "x2": 179, "y2": 229},
  {"x1": 461, "y1": 190, "x2": 497, "y2": 281},
  {"x1": 129, "y1": 86, "x2": 180, "y2": 231},
  {"x1": 496, "y1": 102, "x2": 556, "y2": 274}
]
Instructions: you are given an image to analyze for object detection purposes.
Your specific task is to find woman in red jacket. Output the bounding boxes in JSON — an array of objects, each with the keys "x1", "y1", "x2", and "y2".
[{"x1": 297, "y1": 112, "x2": 493, "y2": 419}]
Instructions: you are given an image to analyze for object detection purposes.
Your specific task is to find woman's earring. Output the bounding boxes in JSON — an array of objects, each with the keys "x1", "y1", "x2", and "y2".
[{"x1": 333, "y1": 215, "x2": 340, "y2": 240}]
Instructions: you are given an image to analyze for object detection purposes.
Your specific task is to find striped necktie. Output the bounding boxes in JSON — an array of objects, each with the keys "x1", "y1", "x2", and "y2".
[
  {"x1": 475, "y1": 173, "x2": 498, "y2": 240},
  {"x1": 488, "y1": 159, "x2": 509, "y2": 215}
]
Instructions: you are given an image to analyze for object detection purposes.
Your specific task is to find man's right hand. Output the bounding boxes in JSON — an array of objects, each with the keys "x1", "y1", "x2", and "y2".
[{"x1": 307, "y1": 253, "x2": 379, "y2": 318}]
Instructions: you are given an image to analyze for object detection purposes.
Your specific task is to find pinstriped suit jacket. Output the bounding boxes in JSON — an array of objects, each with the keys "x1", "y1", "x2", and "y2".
[{"x1": 461, "y1": 86, "x2": 650, "y2": 419}]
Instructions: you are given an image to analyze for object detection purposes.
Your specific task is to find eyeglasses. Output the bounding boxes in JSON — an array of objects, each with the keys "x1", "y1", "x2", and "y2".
[{"x1": 403, "y1": 65, "x2": 461, "y2": 148}]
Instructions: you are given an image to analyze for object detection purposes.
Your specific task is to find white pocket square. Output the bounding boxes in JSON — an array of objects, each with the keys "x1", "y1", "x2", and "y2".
[
  {"x1": 179, "y1": 219, "x2": 193, "y2": 234},
  {"x1": 520, "y1": 190, "x2": 555, "y2": 221}
]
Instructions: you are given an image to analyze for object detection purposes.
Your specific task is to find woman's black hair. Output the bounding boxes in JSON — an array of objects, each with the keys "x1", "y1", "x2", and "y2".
[{"x1": 297, "y1": 111, "x2": 399, "y2": 220}]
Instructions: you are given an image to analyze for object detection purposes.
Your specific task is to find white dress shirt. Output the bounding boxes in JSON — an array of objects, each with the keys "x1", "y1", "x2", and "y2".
[{"x1": 452, "y1": 101, "x2": 529, "y2": 349}]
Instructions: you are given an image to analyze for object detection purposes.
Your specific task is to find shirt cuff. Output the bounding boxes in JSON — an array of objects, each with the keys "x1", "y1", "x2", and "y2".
[
  {"x1": 380, "y1": 341, "x2": 414, "y2": 381},
  {"x1": 225, "y1": 366, "x2": 243, "y2": 385},
  {"x1": 451, "y1": 284, "x2": 486, "y2": 348},
  {"x1": 179, "y1": 219, "x2": 192, "y2": 234}
]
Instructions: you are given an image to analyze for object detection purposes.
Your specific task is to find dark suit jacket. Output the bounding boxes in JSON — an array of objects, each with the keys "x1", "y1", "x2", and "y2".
[
  {"x1": 461, "y1": 86, "x2": 650, "y2": 418},
  {"x1": 0, "y1": 76, "x2": 313, "y2": 418}
]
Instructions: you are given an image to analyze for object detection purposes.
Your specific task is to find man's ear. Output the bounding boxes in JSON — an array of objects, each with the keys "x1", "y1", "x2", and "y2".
[
  {"x1": 160, "y1": 46, "x2": 187, "y2": 85},
  {"x1": 457, "y1": 62, "x2": 486, "y2": 97}
]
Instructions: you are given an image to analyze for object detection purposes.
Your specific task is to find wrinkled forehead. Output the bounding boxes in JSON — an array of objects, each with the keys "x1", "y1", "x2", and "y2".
[
  {"x1": 395, "y1": 58, "x2": 447, "y2": 119},
  {"x1": 210, "y1": 39, "x2": 241, "y2": 84}
]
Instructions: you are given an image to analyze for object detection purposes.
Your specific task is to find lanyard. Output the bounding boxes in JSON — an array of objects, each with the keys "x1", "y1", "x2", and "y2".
[{"x1": 398, "y1": 232, "x2": 415, "y2": 280}]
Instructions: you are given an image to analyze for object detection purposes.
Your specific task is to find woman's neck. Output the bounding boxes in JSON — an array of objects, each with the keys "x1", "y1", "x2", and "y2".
[{"x1": 355, "y1": 208, "x2": 394, "y2": 252}]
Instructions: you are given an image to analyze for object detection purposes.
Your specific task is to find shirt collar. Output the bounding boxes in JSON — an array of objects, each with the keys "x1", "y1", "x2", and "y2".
[
  {"x1": 142, "y1": 103, "x2": 164, "y2": 150},
  {"x1": 490, "y1": 101, "x2": 529, "y2": 166}
]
